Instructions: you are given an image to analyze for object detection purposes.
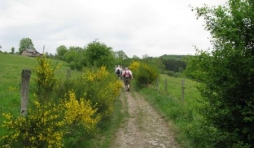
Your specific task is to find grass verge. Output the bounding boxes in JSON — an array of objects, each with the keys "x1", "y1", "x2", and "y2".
[
  {"x1": 88, "y1": 89, "x2": 128, "y2": 148},
  {"x1": 139, "y1": 74, "x2": 203, "y2": 147}
]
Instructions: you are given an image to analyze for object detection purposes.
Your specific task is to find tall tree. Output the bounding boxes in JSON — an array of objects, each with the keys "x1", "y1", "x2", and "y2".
[
  {"x1": 11, "y1": 47, "x2": 15, "y2": 54},
  {"x1": 85, "y1": 40, "x2": 115, "y2": 68},
  {"x1": 132, "y1": 55, "x2": 140, "y2": 59},
  {"x1": 191, "y1": 0, "x2": 254, "y2": 147},
  {"x1": 114, "y1": 50, "x2": 128, "y2": 60},
  {"x1": 63, "y1": 46, "x2": 81, "y2": 63},
  {"x1": 114, "y1": 50, "x2": 129, "y2": 66},
  {"x1": 19, "y1": 38, "x2": 34, "y2": 54},
  {"x1": 56, "y1": 45, "x2": 67, "y2": 60}
]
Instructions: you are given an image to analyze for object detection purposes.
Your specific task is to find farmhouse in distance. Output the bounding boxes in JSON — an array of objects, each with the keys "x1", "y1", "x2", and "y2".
[{"x1": 21, "y1": 49, "x2": 42, "y2": 57}]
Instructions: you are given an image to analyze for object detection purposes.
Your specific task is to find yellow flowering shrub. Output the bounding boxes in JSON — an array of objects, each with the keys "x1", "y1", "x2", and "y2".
[
  {"x1": 34, "y1": 55, "x2": 59, "y2": 101},
  {"x1": 130, "y1": 61, "x2": 159, "y2": 88},
  {"x1": 1, "y1": 56, "x2": 122, "y2": 147},
  {"x1": 63, "y1": 91, "x2": 100, "y2": 132},
  {"x1": 81, "y1": 66, "x2": 108, "y2": 81},
  {"x1": 79, "y1": 66, "x2": 122, "y2": 117},
  {"x1": 1, "y1": 101, "x2": 64, "y2": 148},
  {"x1": 1, "y1": 91, "x2": 101, "y2": 148},
  {"x1": 129, "y1": 61, "x2": 140, "y2": 73},
  {"x1": 1, "y1": 56, "x2": 104, "y2": 147}
]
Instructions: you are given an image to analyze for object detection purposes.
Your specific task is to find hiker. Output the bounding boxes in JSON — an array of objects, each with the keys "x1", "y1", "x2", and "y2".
[
  {"x1": 119, "y1": 65, "x2": 124, "y2": 80},
  {"x1": 122, "y1": 67, "x2": 133, "y2": 91},
  {"x1": 115, "y1": 65, "x2": 122, "y2": 79}
]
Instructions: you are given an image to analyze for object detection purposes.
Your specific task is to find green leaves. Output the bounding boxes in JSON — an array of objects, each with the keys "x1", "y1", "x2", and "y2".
[
  {"x1": 191, "y1": 0, "x2": 254, "y2": 147},
  {"x1": 85, "y1": 40, "x2": 115, "y2": 68},
  {"x1": 19, "y1": 38, "x2": 34, "y2": 54}
]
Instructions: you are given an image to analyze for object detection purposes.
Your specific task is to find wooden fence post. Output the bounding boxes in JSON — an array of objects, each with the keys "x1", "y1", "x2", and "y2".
[
  {"x1": 182, "y1": 80, "x2": 185, "y2": 102},
  {"x1": 21, "y1": 69, "x2": 31, "y2": 116}
]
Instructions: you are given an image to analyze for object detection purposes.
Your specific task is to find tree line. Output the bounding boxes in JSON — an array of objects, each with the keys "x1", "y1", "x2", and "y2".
[{"x1": 1, "y1": 37, "x2": 188, "y2": 74}]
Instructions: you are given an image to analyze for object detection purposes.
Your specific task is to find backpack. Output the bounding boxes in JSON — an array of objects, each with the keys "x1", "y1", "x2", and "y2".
[
  {"x1": 124, "y1": 70, "x2": 131, "y2": 78},
  {"x1": 116, "y1": 69, "x2": 120, "y2": 75}
]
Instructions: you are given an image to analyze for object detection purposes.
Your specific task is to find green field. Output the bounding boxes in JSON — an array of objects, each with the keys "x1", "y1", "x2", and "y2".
[{"x1": 0, "y1": 53, "x2": 81, "y2": 116}]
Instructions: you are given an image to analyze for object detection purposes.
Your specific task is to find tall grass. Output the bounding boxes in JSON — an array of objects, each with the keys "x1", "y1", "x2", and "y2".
[{"x1": 139, "y1": 74, "x2": 203, "y2": 147}]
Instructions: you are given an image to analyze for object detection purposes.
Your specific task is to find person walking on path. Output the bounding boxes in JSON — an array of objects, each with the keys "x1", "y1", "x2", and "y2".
[
  {"x1": 115, "y1": 65, "x2": 122, "y2": 80},
  {"x1": 122, "y1": 67, "x2": 133, "y2": 91}
]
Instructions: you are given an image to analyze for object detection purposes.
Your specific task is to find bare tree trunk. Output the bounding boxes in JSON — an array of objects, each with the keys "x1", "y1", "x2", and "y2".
[{"x1": 21, "y1": 69, "x2": 31, "y2": 116}]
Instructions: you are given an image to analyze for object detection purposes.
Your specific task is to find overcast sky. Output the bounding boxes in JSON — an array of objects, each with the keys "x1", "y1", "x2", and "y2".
[{"x1": 0, "y1": 0, "x2": 228, "y2": 58}]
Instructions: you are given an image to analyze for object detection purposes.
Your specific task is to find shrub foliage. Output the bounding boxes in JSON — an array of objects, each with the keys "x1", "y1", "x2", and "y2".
[
  {"x1": 189, "y1": 0, "x2": 254, "y2": 147},
  {"x1": 130, "y1": 61, "x2": 159, "y2": 88},
  {"x1": 0, "y1": 55, "x2": 121, "y2": 147}
]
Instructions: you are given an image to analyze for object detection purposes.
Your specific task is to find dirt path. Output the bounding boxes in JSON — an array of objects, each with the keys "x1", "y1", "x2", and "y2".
[{"x1": 110, "y1": 90, "x2": 180, "y2": 148}]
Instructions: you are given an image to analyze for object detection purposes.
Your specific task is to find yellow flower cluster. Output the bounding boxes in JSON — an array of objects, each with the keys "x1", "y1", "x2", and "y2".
[
  {"x1": 129, "y1": 61, "x2": 159, "y2": 87},
  {"x1": 109, "y1": 80, "x2": 122, "y2": 96},
  {"x1": 143, "y1": 63, "x2": 158, "y2": 80},
  {"x1": 129, "y1": 61, "x2": 140, "y2": 72},
  {"x1": 79, "y1": 66, "x2": 122, "y2": 117},
  {"x1": 130, "y1": 61, "x2": 158, "y2": 79},
  {"x1": 1, "y1": 100, "x2": 65, "y2": 147},
  {"x1": 64, "y1": 91, "x2": 100, "y2": 132},
  {"x1": 35, "y1": 55, "x2": 57, "y2": 101},
  {"x1": 36, "y1": 56, "x2": 55, "y2": 85},
  {"x1": 81, "y1": 66, "x2": 109, "y2": 82}
]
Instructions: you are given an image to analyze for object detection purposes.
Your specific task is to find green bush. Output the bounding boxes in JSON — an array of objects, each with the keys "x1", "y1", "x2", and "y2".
[
  {"x1": 55, "y1": 66, "x2": 122, "y2": 120},
  {"x1": 69, "y1": 61, "x2": 75, "y2": 70},
  {"x1": 191, "y1": 1, "x2": 254, "y2": 146},
  {"x1": 130, "y1": 61, "x2": 159, "y2": 88},
  {"x1": 167, "y1": 71, "x2": 174, "y2": 77}
]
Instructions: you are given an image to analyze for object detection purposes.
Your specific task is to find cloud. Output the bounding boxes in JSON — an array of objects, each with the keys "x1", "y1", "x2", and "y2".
[{"x1": 0, "y1": 0, "x2": 227, "y2": 57}]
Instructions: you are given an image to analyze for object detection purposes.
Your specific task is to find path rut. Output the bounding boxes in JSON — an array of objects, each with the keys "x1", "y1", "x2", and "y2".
[{"x1": 110, "y1": 90, "x2": 180, "y2": 148}]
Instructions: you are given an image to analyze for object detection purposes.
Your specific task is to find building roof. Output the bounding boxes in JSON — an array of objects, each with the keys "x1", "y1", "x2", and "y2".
[
  {"x1": 23, "y1": 49, "x2": 40, "y2": 53},
  {"x1": 25, "y1": 49, "x2": 35, "y2": 52}
]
